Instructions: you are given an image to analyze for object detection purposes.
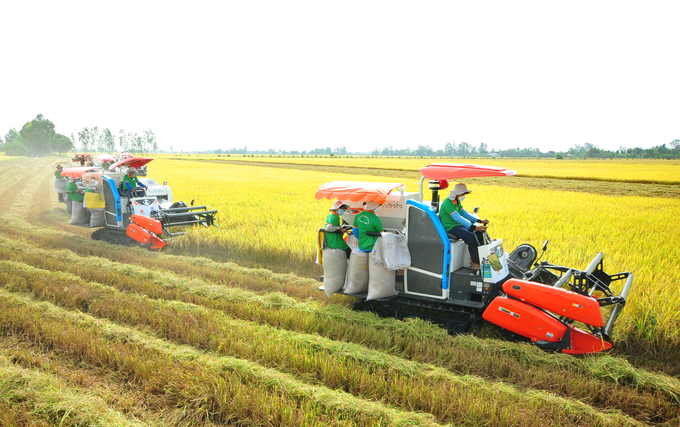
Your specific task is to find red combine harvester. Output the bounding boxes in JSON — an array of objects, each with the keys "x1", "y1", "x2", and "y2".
[
  {"x1": 315, "y1": 163, "x2": 633, "y2": 354},
  {"x1": 56, "y1": 156, "x2": 217, "y2": 249}
]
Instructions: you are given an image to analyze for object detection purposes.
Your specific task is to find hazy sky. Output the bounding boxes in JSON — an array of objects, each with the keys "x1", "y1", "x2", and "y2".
[{"x1": 1, "y1": 1, "x2": 678, "y2": 154}]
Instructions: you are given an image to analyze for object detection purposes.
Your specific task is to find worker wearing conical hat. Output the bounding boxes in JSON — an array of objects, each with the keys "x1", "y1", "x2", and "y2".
[
  {"x1": 54, "y1": 164, "x2": 64, "y2": 180},
  {"x1": 325, "y1": 200, "x2": 350, "y2": 257},
  {"x1": 439, "y1": 183, "x2": 489, "y2": 270}
]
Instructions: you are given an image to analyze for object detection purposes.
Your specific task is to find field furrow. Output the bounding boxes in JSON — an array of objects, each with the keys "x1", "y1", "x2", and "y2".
[
  {"x1": 0, "y1": 288, "x2": 458, "y2": 427},
  {"x1": 4, "y1": 258, "x2": 677, "y2": 425},
  {"x1": 1, "y1": 235, "x2": 679, "y2": 424}
]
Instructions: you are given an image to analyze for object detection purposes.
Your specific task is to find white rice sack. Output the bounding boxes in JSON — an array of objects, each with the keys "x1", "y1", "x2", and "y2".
[
  {"x1": 54, "y1": 179, "x2": 67, "y2": 193},
  {"x1": 366, "y1": 260, "x2": 396, "y2": 301},
  {"x1": 322, "y1": 248, "x2": 348, "y2": 298},
  {"x1": 89, "y1": 209, "x2": 105, "y2": 227},
  {"x1": 69, "y1": 201, "x2": 87, "y2": 225},
  {"x1": 342, "y1": 250, "x2": 369, "y2": 294},
  {"x1": 65, "y1": 197, "x2": 72, "y2": 214},
  {"x1": 346, "y1": 233, "x2": 359, "y2": 251}
]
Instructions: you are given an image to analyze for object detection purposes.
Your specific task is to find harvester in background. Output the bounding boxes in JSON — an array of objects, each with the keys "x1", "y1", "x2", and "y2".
[
  {"x1": 56, "y1": 156, "x2": 217, "y2": 249},
  {"x1": 315, "y1": 163, "x2": 633, "y2": 354}
]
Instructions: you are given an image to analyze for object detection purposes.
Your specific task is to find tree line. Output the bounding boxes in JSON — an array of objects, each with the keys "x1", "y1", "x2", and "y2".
[{"x1": 1, "y1": 114, "x2": 158, "y2": 157}]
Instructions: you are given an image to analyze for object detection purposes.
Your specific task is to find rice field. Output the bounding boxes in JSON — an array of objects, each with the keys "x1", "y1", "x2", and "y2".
[
  {"x1": 174, "y1": 154, "x2": 680, "y2": 184},
  {"x1": 0, "y1": 154, "x2": 679, "y2": 426}
]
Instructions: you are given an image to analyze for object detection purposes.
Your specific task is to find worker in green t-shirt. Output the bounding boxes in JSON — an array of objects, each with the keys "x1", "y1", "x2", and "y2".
[
  {"x1": 66, "y1": 178, "x2": 84, "y2": 203},
  {"x1": 325, "y1": 200, "x2": 350, "y2": 257},
  {"x1": 352, "y1": 201, "x2": 384, "y2": 252},
  {"x1": 439, "y1": 183, "x2": 489, "y2": 270},
  {"x1": 122, "y1": 166, "x2": 146, "y2": 198}
]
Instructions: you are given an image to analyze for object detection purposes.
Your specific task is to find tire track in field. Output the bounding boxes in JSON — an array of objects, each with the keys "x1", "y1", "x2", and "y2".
[
  {"x1": 207, "y1": 159, "x2": 680, "y2": 199},
  {"x1": 0, "y1": 169, "x2": 42, "y2": 215}
]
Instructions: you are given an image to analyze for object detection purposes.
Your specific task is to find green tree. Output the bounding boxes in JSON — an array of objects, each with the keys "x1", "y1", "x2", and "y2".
[
  {"x1": 4, "y1": 139, "x2": 27, "y2": 155},
  {"x1": 118, "y1": 129, "x2": 128, "y2": 152},
  {"x1": 53, "y1": 133, "x2": 74, "y2": 155},
  {"x1": 102, "y1": 128, "x2": 115, "y2": 153},
  {"x1": 5, "y1": 128, "x2": 21, "y2": 146},
  {"x1": 19, "y1": 114, "x2": 55, "y2": 156},
  {"x1": 143, "y1": 129, "x2": 158, "y2": 153},
  {"x1": 78, "y1": 127, "x2": 91, "y2": 152}
]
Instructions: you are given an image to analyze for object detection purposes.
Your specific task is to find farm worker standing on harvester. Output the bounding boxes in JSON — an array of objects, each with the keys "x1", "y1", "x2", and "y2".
[
  {"x1": 325, "y1": 200, "x2": 351, "y2": 258},
  {"x1": 66, "y1": 177, "x2": 84, "y2": 203},
  {"x1": 439, "y1": 183, "x2": 489, "y2": 270},
  {"x1": 353, "y1": 201, "x2": 384, "y2": 252},
  {"x1": 122, "y1": 167, "x2": 146, "y2": 198},
  {"x1": 54, "y1": 164, "x2": 64, "y2": 180},
  {"x1": 54, "y1": 165, "x2": 65, "y2": 202}
]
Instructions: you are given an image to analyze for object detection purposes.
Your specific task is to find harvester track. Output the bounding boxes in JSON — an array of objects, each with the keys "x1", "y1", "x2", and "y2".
[
  {"x1": 91, "y1": 228, "x2": 135, "y2": 246},
  {"x1": 355, "y1": 295, "x2": 480, "y2": 334}
]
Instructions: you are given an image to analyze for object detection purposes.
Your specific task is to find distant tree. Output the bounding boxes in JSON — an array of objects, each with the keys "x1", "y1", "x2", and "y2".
[
  {"x1": 19, "y1": 114, "x2": 55, "y2": 156},
  {"x1": 101, "y1": 128, "x2": 115, "y2": 153},
  {"x1": 4, "y1": 139, "x2": 27, "y2": 155},
  {"x1": 78, "y1": 127, "x2": 91, "y2": 152},
  {"x1": 53, "y1": 133, "x2": 74, "y2": 154},
  {"x1": 118, "y1": 129, "x2": 129, "y2": 152},
  {"x1": 0, "y1": 136, "x2": 3, "y2": 151},
  {"x1": 5, "y1": 128, "x2": 21, "y2": 147},
  {"x1": 128, "y1": 131, "x2": 142, "y2": 153},
  {"x1": 143, "y1": 129, "x2": 158, "y2": 153}
]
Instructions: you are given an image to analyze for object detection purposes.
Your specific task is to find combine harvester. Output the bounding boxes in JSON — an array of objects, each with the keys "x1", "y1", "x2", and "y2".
[
  {"x1": 57, "y1": 156, "x2": 217, "y2": 249},
  {"x1": 315, "y1": 163, "x2": 633, "y2": 354}
]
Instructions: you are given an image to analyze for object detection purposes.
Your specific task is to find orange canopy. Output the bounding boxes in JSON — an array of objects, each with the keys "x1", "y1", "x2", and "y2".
[
  {"x1": 419, "y1": 163, "x2": 516, "y2": 180},
  {"x1": 315, "y1": 181, "x2": 404, "y2": 204},
  {"x1": 97, "y1": 154, "x2": 116, "y2": 162},
  {"x1": 60, "y1": 166, "x2": 101, "y2": 178},
  {"x1": 109, "y1": 156, "x2": 154, "y2": 171}
]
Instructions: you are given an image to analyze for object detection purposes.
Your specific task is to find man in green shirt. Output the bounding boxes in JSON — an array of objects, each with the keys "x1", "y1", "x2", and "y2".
[
  {"x1": 439, "y1": 183, "x2": 489, "y2": 269},
  {"x1": 122, "y1": 166, "x2": 146, "y2": 198},
  {"x1": 325, "y1": 200, "x2": 350, "y2": 257},
  {"x1": 352, "y1": 201, "x2": 384, "y2": 252},
  {"x1": 66, "y1": 178, "x2": 84, "y2": 203}
]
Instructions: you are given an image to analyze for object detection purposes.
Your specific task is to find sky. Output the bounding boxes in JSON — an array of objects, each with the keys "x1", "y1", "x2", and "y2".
[{"x1": 1, "y1": 1, "x2": 678, "y2": 154}]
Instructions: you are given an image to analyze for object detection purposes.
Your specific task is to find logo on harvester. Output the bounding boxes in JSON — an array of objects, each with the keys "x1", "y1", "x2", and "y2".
[
  {"x1": 572, "y1": 303, "x2": 583, "y2": 308},
  {"x1": 134, "y1": 198, "x2": 154, "y2": 206},
  {"x1": 498, "y1": 306, "x2": 520, "y2": 319}
]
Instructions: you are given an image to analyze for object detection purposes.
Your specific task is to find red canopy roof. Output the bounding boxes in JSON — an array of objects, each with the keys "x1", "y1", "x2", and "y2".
[
  {"x1": 108, "y1": 156, "x2": 154, "y2": 171},
  {"x1": 60, "y1": 166, "x2": 101, "y2": 178},
  {"x1": 315, "y1": 181, "x2": 404, "y2": 204},
  {"x1": 419, "y1": 163, "x2": 516, "y2": 180},
  {"x1": 97, "y1": 154, "x2": 116, "y2": 162}
]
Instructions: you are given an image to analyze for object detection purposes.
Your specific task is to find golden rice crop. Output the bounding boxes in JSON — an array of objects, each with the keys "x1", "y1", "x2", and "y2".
[
  {"x1": 2, "y1": 234, "x2": 678, "y2": 424},
  {"x1": 195, "y1": 154, "x2": 680, "y2": 183},
  {"x1": 150, "y1": 159, "x2": 680, "y2": 347}
]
